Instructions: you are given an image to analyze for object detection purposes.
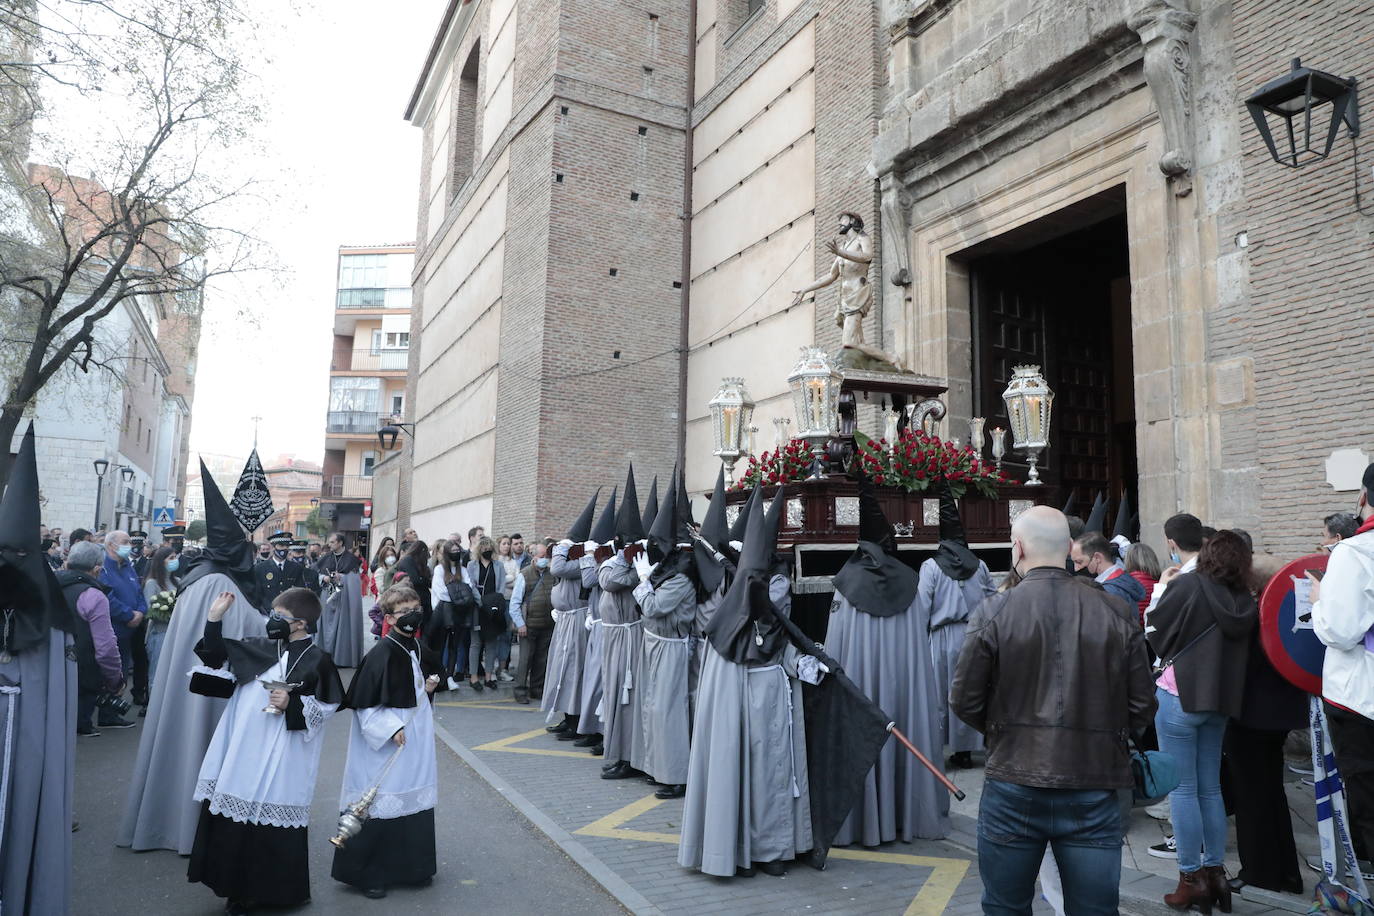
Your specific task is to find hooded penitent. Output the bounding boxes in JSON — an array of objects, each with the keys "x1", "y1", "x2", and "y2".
[
  {"x1": 1084, "y1": 491, "x2": 1108, "y2": 536},
  {"x1": 831, "y1": 470, "x2": 921, "y2": 616},
  {"x1": 933, "y1": 479, "x2": 980, "y2": 582},
  {"x1": 639, "y1": 476, "x2": 659, "y2": 540},
  {"x1": 648, "y1": 466, "x2": 693, "y2": 563},
  {"x1": 692, "y1": 468, "x2": 729, "y2": 593},
  {"x1": 0, "y1": 424, "x2": 71, "y2": 651},
  {"x1": 704, "y1": 485, "x2": 789, "y2": 666},
  {"x1": 615, "y1": 466, "x2": 644, "y2": 544},
  {"x1": 1061, "y1": 489, "x2": 1078, "y2": 520},
  {"x1": 727, "y1": 484, "x2": 759, "y2": 545},
  {"x1": 590, "y1": 488, "x2": 618, "y2": 545},
  {"x1": 1113, "y1": 491, "x2": 1135, "y2": 542},
  {"x1": 567, "y1": 488, "x2": 601, "y2": 543},
  {"x1": 178, "y1": 460, "x2": 262, "y2": 608}
]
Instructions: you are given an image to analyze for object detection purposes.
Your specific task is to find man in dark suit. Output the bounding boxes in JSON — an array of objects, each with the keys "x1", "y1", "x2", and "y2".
[
  {"x1": 289, "y1": 538, "x2": 321, "y2": 594},
  {"x1": 253, "y1": 530, "x2": 305, "y2": 611}
]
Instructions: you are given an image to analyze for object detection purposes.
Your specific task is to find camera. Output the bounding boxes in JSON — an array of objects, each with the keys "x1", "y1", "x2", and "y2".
[{"x1": 96, "y1": 691, "x2": 132, "y2": 717}]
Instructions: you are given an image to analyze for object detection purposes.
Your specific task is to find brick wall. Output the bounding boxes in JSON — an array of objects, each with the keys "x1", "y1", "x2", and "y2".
[{"x1": 1231, "y1": 0, "x2": 1374, "y2": 556}]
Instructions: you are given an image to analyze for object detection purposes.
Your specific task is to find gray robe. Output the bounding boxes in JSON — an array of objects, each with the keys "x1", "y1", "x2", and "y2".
[
  {"x1": 541, "y1": 544, "x2": 588, "y2": 720},
  {"x1": 118, "y1": 572, "x2": 266, "y2": 853},
  {"x1": 0, "y1": 629, "x2": 74, "y2": 916},
  {"x1": 634, "y1": 572, "x2": 695, "y2": 784},
  {"x1": 689, "y1": 581, "x2": 725, "y2": 721},
  {"x1": 678, "y1": 576, "x2": 812, "y2": 875},
  {"x1": 919, "y1": 557, "x2": 995, "y2": 755},
  {"x1": 827, "y1": 581, "x2": 951, "y2": 846},
  {"x1": 320, "y1": 570, "x2": 363, "y2": 667},
  {"x1": 596, "y1": 557, "x2": 645, "y2": 766},
  {"x1": 576, "y1": 556, "x2": 604, "y2": 735}
]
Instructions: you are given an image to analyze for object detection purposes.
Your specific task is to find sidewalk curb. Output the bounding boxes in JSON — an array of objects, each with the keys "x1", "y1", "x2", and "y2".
[{"x1": 433, "y1": 721, "x2": 665, "y2": 916}]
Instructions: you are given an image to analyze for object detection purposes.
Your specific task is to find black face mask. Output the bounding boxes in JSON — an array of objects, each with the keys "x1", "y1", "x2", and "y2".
[
  {"x1": 481, "y1": 550, "x2": 493, "y2": 560},
  {"x1": 447, "y1": 547, "x2": 463, "y2": 558},
  {"x1": 394, "y1": 610, "x2": 422, "y2": 635},
  {"x1": 273, "y1": 548, "x2": 287, "y2": 560},
  {"x1": 265, "y1": 615, "x2": 293, "y2": 641}
]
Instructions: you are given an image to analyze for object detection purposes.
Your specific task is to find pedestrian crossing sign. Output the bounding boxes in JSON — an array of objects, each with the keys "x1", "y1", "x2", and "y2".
[{"x1": 152, "y1": 507, "x2": 175, "y2": 527}]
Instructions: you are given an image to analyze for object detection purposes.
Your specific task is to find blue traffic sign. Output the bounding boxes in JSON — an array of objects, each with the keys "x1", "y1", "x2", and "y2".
[{"x1": 152, "y1": 507, "x2": 175, "y2": 528}]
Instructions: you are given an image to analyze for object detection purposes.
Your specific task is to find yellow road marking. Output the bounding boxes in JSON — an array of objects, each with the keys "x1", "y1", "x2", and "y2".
[
  {"x1": 471, "y1": 726, "x2": 593, "y2": 759},
  {"x1": 572, "y1": 791, "x2": 970, "y2": 914},
  {"x1": 436, "y1": 700, "x2": 541, "y2": 711}
]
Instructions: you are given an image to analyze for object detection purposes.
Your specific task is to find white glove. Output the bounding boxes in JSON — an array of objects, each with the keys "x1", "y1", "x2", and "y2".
[
  {"x1": 632, "y1": 553, "x2": 654, "y2": 582},
  {"x1": 582, "y1": 540, "x2": 597, "y2": 554},
  {"x1": 796, "y1": 655, "x2": 829, "y2": 685},
  {"x1": 558, "y1": 538, "x2": 573, "y2": 548},
  {"x1": 583, "y1": 612, "x2": 595, "y2": 631}
]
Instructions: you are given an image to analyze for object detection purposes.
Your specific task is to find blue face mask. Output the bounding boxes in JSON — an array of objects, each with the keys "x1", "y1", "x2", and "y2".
[
  {"x1": 166, "y1": 557, "x2": 180, "y2": 573},
  {"x1": 1169, "y1": 551, "x2": 1181, "y2": 565},
  {"x1": 536, "y1": 557, "x2": 549, "y2": 569},
  {"x1": 115, "y1": 545, "x2": 133, "y2": 559}
]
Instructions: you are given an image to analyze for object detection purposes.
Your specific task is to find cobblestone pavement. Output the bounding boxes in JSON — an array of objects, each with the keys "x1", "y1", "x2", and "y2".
[{"x1": 432, "y1": 690, "x2": 1307, "y2": 916}]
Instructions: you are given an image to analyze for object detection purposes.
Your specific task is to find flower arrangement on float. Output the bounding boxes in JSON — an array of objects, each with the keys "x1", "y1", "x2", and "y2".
[
  {"x1": 731, "y1": 439, "x2": 817, "y2": 490},
  {"x1": 850, "y1": 429, "x2": 1011, "y2": 499}
]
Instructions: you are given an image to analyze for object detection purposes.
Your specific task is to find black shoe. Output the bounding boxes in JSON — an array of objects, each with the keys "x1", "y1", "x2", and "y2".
[
  {"x1": 1228, "y1": 877, "x2": 1246, "y2": 895},
  {"x1": 530, "y1": 692, "x2": 543, "y2": 700},
  {"x1": 645, "y1": 776, "x2": 662, "y2": 786},
  {"x1": 515, "y1": 695, "x2": 531, "y2": 705},
  {"x1": 470, "y1": 681, "x2": 484, "y2": 693},
  {"x1": 363, "y1": 887, "x2": 387, "y2": 899},
  {"x1": 654, "y1": 784, "x2": 686, "y2": 799},
  {"x1": 76, "y1": 724, "x2": 99, "y2": 737},
  {"x1": 556, "y1": 728, "x2": 581, "y2": 741},
  {"x1": 757, "y1": 860, "x2": 787, "y2": 877},
  {"x1": 224, "y1": 899, "x2": 252, "y2": 915},
  {"x1": 601, "y1": 761, "x2": 635, "y2": 779},
  {"x1": 138, "y1": 706, "x2": 147, "y2": 718},
  {"x1": 547, "y1": 718, "x2": 571, "y2": 733},
  {"x1": 590, "y1": 744, "x2": 604, "y2": 756},
  {"x1": 573, "y1": 733, "x2": 602, "y2": 747},
  {"x1": 734, "y1": 866, "x2": 756, "y2": 878},
  {"x1": 132, "y1": 690, "x2": 148, "y2": 707},
  {"x1": 602, "y1": 760, "x2": 619, "y2": 773},
  {"x1": 97, "y1": 716, "x2": 135, "y2": 729},
  {"x1": 950, "y1": 751, "x2": 975, "y2": 769},
  {"x1": 485, "y1": 679, "x2": 498, "y2": 690}
]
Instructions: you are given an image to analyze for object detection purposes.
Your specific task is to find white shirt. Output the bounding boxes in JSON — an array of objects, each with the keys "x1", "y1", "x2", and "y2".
[{"x1": 1312, "y1": 529, "x2": 1374, "y2": 718}]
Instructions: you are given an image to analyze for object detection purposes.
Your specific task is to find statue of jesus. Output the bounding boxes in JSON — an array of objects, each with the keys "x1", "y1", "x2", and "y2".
[{"x1": 792, "y1": 212, "x2": 903, "y2": 371}]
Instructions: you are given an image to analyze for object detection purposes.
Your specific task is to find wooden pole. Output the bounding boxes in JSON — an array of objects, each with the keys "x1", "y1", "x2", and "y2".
[{"x1": 888, "y1": 722, "x2": 966, "y2": 801}]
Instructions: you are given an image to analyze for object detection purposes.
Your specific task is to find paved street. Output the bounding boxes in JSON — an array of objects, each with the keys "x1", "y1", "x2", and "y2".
[
  {"x1": 72, "y1": 695, "x2": 621, "y2": 916},
  {"x1": 70, "y1": 672, "x2": 1320, "y2": 916}
]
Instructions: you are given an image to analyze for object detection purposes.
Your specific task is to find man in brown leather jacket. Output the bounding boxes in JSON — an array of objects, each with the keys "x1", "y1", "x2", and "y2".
[{"x1": 951, "y1": 506, "x2": 1156, "y2": 915}]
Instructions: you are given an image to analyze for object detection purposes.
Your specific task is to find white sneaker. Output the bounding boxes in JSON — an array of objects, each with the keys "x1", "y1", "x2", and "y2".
[
  {"x1": 1144, "y1": 798, "x2": 1171, "y2": 821},
  {"x1": 497, "y1": 671, "x2": 514, "y2": 682},
  {"x1": 1148, "y1": 836, "x2": 1177, "y2": 859},
  {"x1": 447, "y1": 677, "x2": 461, "y2": 691}
]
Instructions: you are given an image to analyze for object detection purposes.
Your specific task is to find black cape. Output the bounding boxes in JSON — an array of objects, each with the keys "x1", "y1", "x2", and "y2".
[
  {"x1": 831, "y1": 542, "x2": 920, "y2": 617},
  {"x1": 342, "y1": 634, "x2": 440, "y2": 710},
  {"x1": 195, "y1": 623, "x2": 345, "y2": 731}
]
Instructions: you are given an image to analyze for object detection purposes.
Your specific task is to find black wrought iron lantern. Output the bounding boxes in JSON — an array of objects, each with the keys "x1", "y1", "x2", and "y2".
[{"x1": 1246, "y1": 58, "x2": 1359, "y2": 168}]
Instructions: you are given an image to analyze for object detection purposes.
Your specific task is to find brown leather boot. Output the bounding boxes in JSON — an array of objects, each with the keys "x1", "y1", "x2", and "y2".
[
  {"x1": 1164, "y1": 869, "x2": 1212, "y2": 914},
  {"x1": 1202, "y1": 865, "x2": 1232, "y2": 913}
]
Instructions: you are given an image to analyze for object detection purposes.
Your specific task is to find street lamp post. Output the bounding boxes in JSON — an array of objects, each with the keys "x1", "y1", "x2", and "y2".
[{"x1": 92, "y1": 459, "x2": 109, "y2": 530}]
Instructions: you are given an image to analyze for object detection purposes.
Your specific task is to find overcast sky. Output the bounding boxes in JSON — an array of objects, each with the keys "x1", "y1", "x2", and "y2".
[{"x1": 187, "y1": 0, "x2": 446, "y2": 465}]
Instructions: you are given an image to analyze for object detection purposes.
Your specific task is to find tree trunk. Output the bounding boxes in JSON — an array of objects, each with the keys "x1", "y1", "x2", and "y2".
[{"x1": 0, "y1": 403, "x2": 26, "y2": 492}]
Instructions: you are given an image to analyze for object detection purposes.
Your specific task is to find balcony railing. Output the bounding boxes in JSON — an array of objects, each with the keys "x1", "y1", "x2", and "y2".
[
  {"x1": 332, "y1": 348, "x2": 409, "y2": 372},
  {"x1": 326, "y1": 411, "x2": 391, "y2": 434},
  {"x1": 328, "y1": 475, "x2": 374, "y2": 499},
  {"x1": 336, "y1": 288, "x2": 411, "y2": 309}
]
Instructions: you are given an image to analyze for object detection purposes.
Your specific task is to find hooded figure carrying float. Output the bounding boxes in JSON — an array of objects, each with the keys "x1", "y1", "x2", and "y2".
[
  {"x1": 542, "y1": 489, "x2": 599, "y2": 735},
  {"x1": 828, "y1": 471, "x2": 956, "y2": 847},
  {"x1": 920, "y1": 481, "x2": 996, "y2": 769}
]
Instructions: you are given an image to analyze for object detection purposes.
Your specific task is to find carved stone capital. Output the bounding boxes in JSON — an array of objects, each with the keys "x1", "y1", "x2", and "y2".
[{"x1": 1128, "y1": 1, "x2": 1198, "y2": 185}]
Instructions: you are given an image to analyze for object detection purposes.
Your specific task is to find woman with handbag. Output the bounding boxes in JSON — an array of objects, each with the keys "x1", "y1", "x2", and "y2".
[
  {"x1": 466, "y1": 536, "x2": 507, "y2": 692},
  {"x1": 1147, "y1": 529, "x2": 1258, "y2": 913},
  {"x1": 431, "y1": 541, "x2": 476, "y2": 689}
]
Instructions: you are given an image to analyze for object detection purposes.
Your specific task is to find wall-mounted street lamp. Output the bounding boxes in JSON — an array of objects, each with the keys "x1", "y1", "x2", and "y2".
[
  {"x1": 1247, "y1": 58, "x2": 1359, "y2": 168},
  {"x1": 377, "y1": 422, "x2": 415, "y2": 450}
]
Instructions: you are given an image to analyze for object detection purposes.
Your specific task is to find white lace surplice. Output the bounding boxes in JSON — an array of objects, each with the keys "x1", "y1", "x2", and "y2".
[
  {"x1": 338, "y1": 646, "x2": 437, "y2": 819},
  {"x1": 193, "y1": 653, "x2": 337, "y2": 828}
]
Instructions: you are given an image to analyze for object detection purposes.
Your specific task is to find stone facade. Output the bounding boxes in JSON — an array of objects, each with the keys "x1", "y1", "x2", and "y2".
[{"x1": 402, "y1": 0, "x2": 1374, "y2": 557}]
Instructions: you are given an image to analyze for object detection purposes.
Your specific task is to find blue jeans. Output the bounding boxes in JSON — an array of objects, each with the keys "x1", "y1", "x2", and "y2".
[
  {"x1": 1154, "y1": 687, "x2": 1228, "y2": 871},
  {"x1": 978, "y1": 779, "x2": 1122, "y2": 916}
]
